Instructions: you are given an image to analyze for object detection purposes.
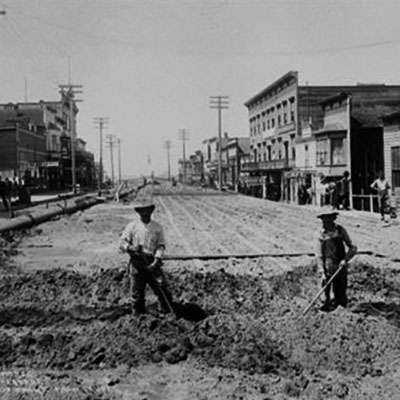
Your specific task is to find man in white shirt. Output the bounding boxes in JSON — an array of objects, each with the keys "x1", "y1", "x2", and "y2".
[
  {"x1": 370, "y1": 172, "x2": 391, "y2": 222},
  {"x1": 120, "y1": 201, "x2": 173, "y2": 315}
]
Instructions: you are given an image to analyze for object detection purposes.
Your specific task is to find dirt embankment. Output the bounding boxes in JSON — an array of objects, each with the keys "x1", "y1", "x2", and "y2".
[{"x1": 0, "y1": 260, "x2": 399, "y2": 399}]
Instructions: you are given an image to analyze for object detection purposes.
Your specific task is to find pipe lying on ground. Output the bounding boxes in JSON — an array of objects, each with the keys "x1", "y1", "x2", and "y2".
[
  {"x1": 0, "y1": 187, "x2": 135, "y2": 235},
  {"x1": 163, "y1": 250, "x2": 378, "y2": 261}
]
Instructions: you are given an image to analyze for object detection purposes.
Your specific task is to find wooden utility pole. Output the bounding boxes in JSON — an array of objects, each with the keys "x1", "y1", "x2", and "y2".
[
  {"x1": 24, "y1": 77, "x2": 28, "y2": 102},
  {"x1": 59, "y1": 84, "x2": 83, "y2": 193},
  {"x1": 93, "y1": 117, "x2": 109, "y2": 189},
  {"x1": 117, "y1": 137, "x2": 122, "y2": 184},
  {"x1": 178, "y1": 129, "x2": 189, "y2": 184},
  {"x1": 164, "y1": 140, "x2": 172, "y2": 181},
  {"x1": 106, "y1": 134, "x2": 117, "y2": 185},
  {"x1": 210, "y1": 96, "x2": 229, "y2": 190},
  {"x1": 347, "y1": 95, "x2": 353, "y2": 209}
]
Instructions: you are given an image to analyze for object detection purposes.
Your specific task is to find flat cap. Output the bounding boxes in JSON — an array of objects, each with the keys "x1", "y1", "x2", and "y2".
[
  {"x1": 133, "y1": 201, "x2": 155, "y2": 212},
  {"x1": 317, "y1": 211, "x2": 339, "y2": 219}
]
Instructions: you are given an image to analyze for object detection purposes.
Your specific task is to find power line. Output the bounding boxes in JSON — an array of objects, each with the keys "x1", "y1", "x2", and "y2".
[
  {"x1": 210, "y1": 96, "x2": 229, "y2": 190},
  {"x1": 8, "y1": 4, "x2": 400, "y2": 57}
]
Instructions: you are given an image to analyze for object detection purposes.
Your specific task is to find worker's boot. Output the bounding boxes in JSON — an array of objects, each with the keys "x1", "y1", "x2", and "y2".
[
  {"x1": 319, "y1": 299, "x2": 331, "y2": 312},
  {"x1": 132, "y1": 301, "x2": 146, "y2": 316}
]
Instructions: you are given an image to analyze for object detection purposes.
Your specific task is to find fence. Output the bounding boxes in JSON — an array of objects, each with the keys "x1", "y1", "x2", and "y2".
[{"x1": 352, "y1": 193, "x2": 379, "y2": 214}]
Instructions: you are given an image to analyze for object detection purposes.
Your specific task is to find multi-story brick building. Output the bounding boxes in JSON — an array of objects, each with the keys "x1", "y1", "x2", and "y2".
[
  {"x1": 0, "y1": 90, "x2": 94, "y2": 190},
  {"x1": 243, "y1": 71, "x2": 400, "y2": 206}
]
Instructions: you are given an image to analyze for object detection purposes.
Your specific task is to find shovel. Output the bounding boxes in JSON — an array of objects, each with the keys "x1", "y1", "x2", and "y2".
[
  {"x1": 153, "y1": 273, "x2": 207, "y2": 322},
  {"x1": 302, "y1": 262, "x2": 347, "y2": 316},
  {"x1": 128, "y1": 259, "x2": 206, "y2": 322}
]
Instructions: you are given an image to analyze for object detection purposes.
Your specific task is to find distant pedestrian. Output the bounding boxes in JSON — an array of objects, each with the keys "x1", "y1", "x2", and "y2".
[
  {"x1": 4, "y1": 177, "x2": 12, "y2": 206},
  {"x1": 328, "y1": 182, "x2": 339, "y2": 209},
  {"x1": 338, "y1": 171, "x2": 351, "y2": 210},
  {"x1": 370, "y1": 172, "x2": 391, "y2": 222},
  {"x1": 316, "y1": 212, "x2": 357, "y2": 311},
  {"x1": 0, "y1": 177, "x2": 9, "y2": 210}
]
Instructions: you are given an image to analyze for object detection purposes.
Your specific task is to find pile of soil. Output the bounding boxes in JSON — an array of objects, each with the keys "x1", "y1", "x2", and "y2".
[{"x1": 0, "y1": 262, "x2": 399, "y2": 394}]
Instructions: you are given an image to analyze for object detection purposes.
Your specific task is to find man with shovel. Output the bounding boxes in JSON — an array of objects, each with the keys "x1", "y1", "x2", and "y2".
[
  {"x1": 120, "y1": 201, "x2": 173, "y2": 315},
  {"x1": 316, "y1": 212, "x2": 357, "y2": 312}
]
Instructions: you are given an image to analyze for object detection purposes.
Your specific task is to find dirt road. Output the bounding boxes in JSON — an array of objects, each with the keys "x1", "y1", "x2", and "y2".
[{"x1": 1, "y1": 184, "x2": 400, "y2": 399}]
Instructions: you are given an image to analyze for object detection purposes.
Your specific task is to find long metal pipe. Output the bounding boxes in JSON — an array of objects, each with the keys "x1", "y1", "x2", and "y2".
[{"x1": 0, "y1": 188, "x2": 135, "y2": 235}]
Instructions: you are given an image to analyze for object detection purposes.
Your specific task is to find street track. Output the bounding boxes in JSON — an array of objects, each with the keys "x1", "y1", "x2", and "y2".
[
  {"x1": 177, "y1": 195, "x2": 290, "y2": 272},
  {"x1": 193, "y1": 195, "x2": 312, "y2": 252}
]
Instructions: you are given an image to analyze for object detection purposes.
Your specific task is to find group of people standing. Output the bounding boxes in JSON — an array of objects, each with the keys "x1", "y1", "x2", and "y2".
[
  {"x1": 0, "y1": 176, "x2": 30, "y2": 211},
  {"x1": 298, "y1": 171, "x2": 351, "y2": 209}
]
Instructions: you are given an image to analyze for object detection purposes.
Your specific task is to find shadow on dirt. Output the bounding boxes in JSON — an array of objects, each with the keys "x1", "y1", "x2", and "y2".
[
  {"x1": 352, "y1": 302, "x2": 400, "y2": 328},
  {"x1": 0, "y1": 304, "x2": 132, "y2": 328}
]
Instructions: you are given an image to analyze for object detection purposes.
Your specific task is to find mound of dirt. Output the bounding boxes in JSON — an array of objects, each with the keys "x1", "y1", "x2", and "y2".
[{"x1": 0, "y1": 261, "x2": 399, "y2": 391}]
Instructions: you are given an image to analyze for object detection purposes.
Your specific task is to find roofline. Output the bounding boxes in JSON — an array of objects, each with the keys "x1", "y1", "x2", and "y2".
[
  {"x1": 319, "y1": 92, "x2": 350, "y2": 106},
  {"x1": 298, "y1": 84, "x2": 400, "y2": 90},
  {"x1": 382, "y1": 111, "x2": 400, "y2": 123},
  {"x1": 244, "y1": 71, "x2": 298, "y2": 107}
]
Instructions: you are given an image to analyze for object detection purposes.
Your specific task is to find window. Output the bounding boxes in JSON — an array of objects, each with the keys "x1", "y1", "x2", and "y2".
[
  {"x1": 289, "y1": 97, "x2": 295, "y2": 122},
  {"x1": 278, "y1": 115, "x2": 281, "y2": 126},
  {"x1": 316, "y1": 139, "x2": 329, "y2": 165},
  {"x1": 271, "y1": 118, "x2": 275, "y2": 128},
  {"x1": 292, "y1": 146, "x2": 296, "y2": 160},
  {"x1": 51, "y1": 135, "x2": 58, "y2": 151},
  {"x1": 331, "y1": 137, "x2": 346, "y2": 165},
  {"x1": 267, "y1": 120, "x2": 270, "y2": 129},
  {"x1": 392, "y1": 146, "x2": 400, "y2": 187},
  {"x1": 262, "y1": 121, "x2": 266, "y2": 131},
  {"x1": 267, "y1": 145, "x2": 271, "y2": 161}
]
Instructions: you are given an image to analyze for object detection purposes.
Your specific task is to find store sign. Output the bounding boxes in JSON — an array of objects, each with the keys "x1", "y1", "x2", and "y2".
[{"x1": 42, "y1": 161, "x2": 59, "y2": 167}]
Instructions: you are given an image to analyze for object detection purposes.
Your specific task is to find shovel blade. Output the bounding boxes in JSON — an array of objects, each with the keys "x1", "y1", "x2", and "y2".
[{"x1": 172, "y1": 302, "x2": 207, "y2": 322}]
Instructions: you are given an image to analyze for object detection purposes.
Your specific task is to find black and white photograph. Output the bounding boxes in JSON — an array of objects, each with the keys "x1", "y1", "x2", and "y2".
[{"x1": 0, "y1": 0, "x2": 400, "y2": 398}]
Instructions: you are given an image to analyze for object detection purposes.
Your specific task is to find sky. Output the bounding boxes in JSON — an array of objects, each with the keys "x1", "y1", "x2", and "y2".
[{"x1": 1, "y1": 0, "x2": 400, "y2": 178}]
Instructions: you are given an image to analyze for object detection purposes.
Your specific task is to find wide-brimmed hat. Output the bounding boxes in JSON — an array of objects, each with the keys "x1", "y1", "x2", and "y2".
[
  {"x1": 317, "y1": 211, "x2": 339, "y2": 219},
  {"x1": 133, "y1": 201, "x2": 155, "y2": 213}
]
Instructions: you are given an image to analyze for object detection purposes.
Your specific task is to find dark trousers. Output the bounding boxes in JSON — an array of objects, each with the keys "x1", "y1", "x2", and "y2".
[
  {"x1": 379, "y1": 195, "x2": 390, "y2": 218},
  {"x1": 130, "y1": 254, "x2": 173, "y2": 313},
  {"x1": 1, "y1": 195, "x2": 9, "y2": 210},
  {"x1": 323, "y1": 261, "x2": 348, "y2": 307},
  {"x1": 339, "y1": 193, "x2": 350, "y2": 210}
]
